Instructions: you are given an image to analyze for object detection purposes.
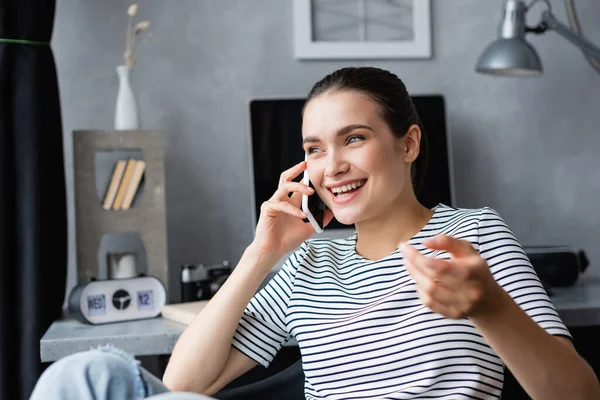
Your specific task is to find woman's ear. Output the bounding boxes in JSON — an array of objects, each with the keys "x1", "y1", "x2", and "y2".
[{"x1": 403, "y1": 124, "x2": 421, "y2": 163}]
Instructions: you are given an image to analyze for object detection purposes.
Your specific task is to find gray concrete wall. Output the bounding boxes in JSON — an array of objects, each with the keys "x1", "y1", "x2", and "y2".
[{"x1": 52, "y1": 0, "x2": 600, "y2": 303}]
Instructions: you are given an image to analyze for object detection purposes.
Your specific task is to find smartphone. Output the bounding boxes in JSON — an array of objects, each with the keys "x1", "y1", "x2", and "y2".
[{"x1": 301, "y1": 160, "x2": 326, "y2": 233}]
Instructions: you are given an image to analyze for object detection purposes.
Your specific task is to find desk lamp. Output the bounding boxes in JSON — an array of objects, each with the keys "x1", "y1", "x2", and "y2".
[{"x1": 475, "y1": 0, "x2": 600, "y2": 76}]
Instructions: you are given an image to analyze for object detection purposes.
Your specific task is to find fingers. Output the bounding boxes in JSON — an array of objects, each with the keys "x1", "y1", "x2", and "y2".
[
  {"x1": 420, "y1": 300, "x2": 464, "y2": 320},
  {"x1": 288, "y1": 191, "x2": 303, "y2": 208},
  {"x1": 271, "y1": 181, "x2": 314, "y2": 202},
  {"x1": 399, "y1": 243, "x2": 453, "y2": 280},
  {"x1": 401, "y1": 241, "x2": 492, "y2": 320},
  {"x1": 423, "y1": 234, "x2": 476, "y2": 257},
  {"x1": 409, "y1": 262, "x2": 483, "y2": 320},
  {"x1": 261, "y1": 200, "x2": 306, "y2": 220},
  {"x1": 412, "y1": 272, "x2": 456, "y2": 309},
  {"x1": 278, "y1": 161, "x2": 307, "y2": 187},
  {"x1": 403, "y1": 250, "x2": 468, "y2": 319},
  {"x1": 400, "y1": 242, "x2": 474, "y2": 289}
]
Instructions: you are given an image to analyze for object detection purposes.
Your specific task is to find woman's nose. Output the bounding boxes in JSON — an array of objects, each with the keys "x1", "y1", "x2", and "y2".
[{"x1": 324, "y1": 153, "x2": 350, "y2": 177}]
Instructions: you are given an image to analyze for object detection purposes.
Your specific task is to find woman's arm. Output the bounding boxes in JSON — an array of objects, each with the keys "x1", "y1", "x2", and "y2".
[
  {"x1": 400, "y1": 231, "x2": 600, "y2": 400},
  {"x1": 162, "y1": 245, "x2": 275, "y2": 393},
  {"x1": 163, "y1": 161, "x2": 320, "y2": 394},
  {"x1": 471, "y1": 282, "x2": 599, "y2": 400}
]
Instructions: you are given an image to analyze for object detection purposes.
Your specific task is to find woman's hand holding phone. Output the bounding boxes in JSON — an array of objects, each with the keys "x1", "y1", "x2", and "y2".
[{"x1": 250, "y1": 161, "x2": 333, "y2": 263}]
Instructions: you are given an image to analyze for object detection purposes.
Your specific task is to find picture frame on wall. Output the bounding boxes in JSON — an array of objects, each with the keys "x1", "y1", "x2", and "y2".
[{"x1": 293, "y1": 0, "x2": 431, "y2": 60}]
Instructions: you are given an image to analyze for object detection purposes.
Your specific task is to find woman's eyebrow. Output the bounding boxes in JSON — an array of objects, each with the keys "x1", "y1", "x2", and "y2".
[{"x1": 302, "y1": 124, "x2": 373, "y2": 145}]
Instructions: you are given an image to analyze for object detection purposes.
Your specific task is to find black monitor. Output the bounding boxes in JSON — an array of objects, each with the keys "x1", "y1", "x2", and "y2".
[{"x1": 248, "y1": 95, "x2": 453, "y2": 235}]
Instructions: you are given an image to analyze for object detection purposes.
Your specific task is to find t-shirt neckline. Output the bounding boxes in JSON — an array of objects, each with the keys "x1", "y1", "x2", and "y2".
[{"x1": 348, "y1": 203, "x2": 446, "y2": 262}]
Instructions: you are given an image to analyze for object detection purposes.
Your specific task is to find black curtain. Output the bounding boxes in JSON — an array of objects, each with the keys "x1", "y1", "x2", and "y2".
[{"x1": 0, "y1": 0, "x2": 67, "y2": 399}]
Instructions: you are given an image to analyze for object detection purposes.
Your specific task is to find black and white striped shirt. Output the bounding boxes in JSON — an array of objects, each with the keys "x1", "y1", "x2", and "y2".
[{"x1": 232, "y1": 204, "x2": 571, "y2": 399}]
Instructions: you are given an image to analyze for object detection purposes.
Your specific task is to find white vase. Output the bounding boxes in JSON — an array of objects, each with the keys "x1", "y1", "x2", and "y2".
[
  {"x1": 108, "y1": 252, "x2": 138, "y2": 279},
  {"x1": 114, "y1": 65, "x2": 139, "y2": 130}
]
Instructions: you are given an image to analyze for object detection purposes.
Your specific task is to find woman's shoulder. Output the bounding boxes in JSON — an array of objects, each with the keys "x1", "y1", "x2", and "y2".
[
  {"x1": 434, "y1": 203, "x2": 504, "y2": 221},
  {"x1": 429, "y1": 203, "x2": 509, "y2": 237}
]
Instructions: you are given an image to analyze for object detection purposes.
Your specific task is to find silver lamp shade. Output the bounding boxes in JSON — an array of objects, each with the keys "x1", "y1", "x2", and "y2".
[
  {"x1": 476, "y1": 0, "x2": 600, "y2": 78},
  {"x1": 476, "y1": 0, "x2": 543, "y2": 76},
  {"x1": 476, "y1": 37, "x2": 543, "y2": 76}
]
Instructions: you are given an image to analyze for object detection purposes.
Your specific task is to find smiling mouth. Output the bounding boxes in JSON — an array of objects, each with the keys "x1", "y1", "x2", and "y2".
[{"x1": 329, "y1": 180, "x2": 367, "y2": 197}]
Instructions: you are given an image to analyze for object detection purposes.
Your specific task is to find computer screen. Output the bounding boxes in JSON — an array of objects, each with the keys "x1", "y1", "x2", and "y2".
[{"x1": 248, "y1": 95, "x2": 453, "y2": 236}]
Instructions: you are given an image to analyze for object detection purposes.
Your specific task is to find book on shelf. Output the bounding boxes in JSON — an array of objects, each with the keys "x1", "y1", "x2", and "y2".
[
  {"x1": 121, "y1": 160, "x2": 146, "y2": 210},
  {"x1": 102, "y1": 160, "x2": 127, "y2": 210},
  {"x1": 101, "y1": 158, "x2": 146, "y2": 211}
]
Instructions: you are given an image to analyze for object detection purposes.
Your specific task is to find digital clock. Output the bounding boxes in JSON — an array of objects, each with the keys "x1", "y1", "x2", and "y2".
[{"x1": 68, "y1": 275, "x2": 167, "y2": 324}]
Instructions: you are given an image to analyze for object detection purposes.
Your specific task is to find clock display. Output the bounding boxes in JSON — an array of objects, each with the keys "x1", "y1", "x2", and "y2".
[
  {"x1": 87, "y1": 294, "x2": 106, "y2": 316},
  {"x1": 137, "y1": 290, "x2": 154, "y2": 311}
]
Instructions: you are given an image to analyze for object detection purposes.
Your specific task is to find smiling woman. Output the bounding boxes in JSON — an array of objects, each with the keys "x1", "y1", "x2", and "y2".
[
  {"x1": 302, "y1": 67, "x2": 428, "y2": 196},
  {"x1": 30, "y1": 67, "x2": 600, "y2": 400},
  {"x1": 300, "y1": 90, "x2": 425, "y2": 229},
  {"x1": 220, "y1": 67, "x2": 599, "y2": 399}
]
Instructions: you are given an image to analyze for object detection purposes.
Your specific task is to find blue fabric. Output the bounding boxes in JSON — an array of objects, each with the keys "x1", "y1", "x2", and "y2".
[{"x1": 29, "y1": 345, "x2": 215, "y2": 400}]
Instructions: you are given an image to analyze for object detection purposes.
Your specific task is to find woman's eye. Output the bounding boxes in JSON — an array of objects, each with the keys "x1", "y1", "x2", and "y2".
[
  {"x1": 347, "y1": 135, "x2": 365, "y2": 144},
  {"x1": 307, "y1": 147, "x2": 321, "y2": 154}
]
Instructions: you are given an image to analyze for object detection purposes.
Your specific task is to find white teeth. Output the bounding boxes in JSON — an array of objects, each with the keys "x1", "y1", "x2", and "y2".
[{"x1": 331, "y1": 180, "x2": 365, "y2": 194}]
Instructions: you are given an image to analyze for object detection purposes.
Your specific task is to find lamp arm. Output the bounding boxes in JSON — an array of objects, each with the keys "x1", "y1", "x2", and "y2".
[
  {"x1": 541, "y1": 10, "x2": 600, "y2": 62},
  {"x1": 564, "y1": 0, "x2": 600, "y2": 74}
]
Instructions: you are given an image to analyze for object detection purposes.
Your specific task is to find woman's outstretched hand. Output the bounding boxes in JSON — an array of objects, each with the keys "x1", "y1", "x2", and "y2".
[
  {"x1": 250, "y1": 161, "x2": 333, "y2": 263},
  {"x1": 399, "y1": 235, "x2": 502, "y2": 320}
]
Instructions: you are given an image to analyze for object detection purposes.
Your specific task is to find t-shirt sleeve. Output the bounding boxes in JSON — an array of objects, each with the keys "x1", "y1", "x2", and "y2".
[
  {"x1": 477, "y1": 207, "x2": 572, "y2": 340},
  {"x1": 231, "y1": 243, "x2": 307, "y2": 367}
]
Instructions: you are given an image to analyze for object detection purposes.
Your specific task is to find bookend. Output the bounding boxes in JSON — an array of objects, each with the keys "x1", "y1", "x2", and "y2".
[{"x1": 73, "y1": 130, "x2": 170, "y2": 301}]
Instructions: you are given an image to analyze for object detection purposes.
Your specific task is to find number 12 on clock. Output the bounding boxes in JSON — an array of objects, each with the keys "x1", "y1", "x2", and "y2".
[{"x1": 137, "y1": 290, "x2": 154, "y2": 311}]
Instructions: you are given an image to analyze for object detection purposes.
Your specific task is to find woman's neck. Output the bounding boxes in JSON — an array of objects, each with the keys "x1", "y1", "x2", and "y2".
[{"x1": 354, "y1": 193, "x2": 434, "y2": 260}]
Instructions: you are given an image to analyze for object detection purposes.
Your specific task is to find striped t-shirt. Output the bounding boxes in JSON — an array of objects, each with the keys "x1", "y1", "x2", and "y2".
[{"x1": 232, "y1": 204, "x2": 571, "y2": 399}]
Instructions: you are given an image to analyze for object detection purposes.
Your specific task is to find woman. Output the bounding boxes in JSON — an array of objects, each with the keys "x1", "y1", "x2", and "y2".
[{"x1": 31, "y1": 67, "x2": 599, "y2": 400}]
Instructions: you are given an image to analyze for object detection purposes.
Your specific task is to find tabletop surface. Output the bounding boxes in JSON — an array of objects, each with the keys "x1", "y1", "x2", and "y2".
[
  {"x1": 545, "y1": 271, "x2": 600, "y2": 327},
  {"x1": 40, "y1": 271, "x2": 600, "y2": 362},
  {"x1": 40, "y1": 311, "x2": 298, "y2": 362}
]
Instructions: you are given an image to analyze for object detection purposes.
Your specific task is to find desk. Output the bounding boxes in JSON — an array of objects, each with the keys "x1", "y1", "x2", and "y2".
[
  {"x1": 40, "y1": 314, "x2": 298, "y2": 363},
  {"x1": 40, "y1": 272, "x2": 600, "y2": 363},
  {"x1": 40, "y1": 315, "x2": 186, "y2": 362},
  {"x1": 548, "y1": 272, "x2": 600, "y2": 328}
]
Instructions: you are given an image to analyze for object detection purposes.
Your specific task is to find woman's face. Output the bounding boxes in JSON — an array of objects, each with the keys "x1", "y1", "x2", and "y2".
[{"x1": 302, "y1": 90, "x2": 420, "y2": 225}]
